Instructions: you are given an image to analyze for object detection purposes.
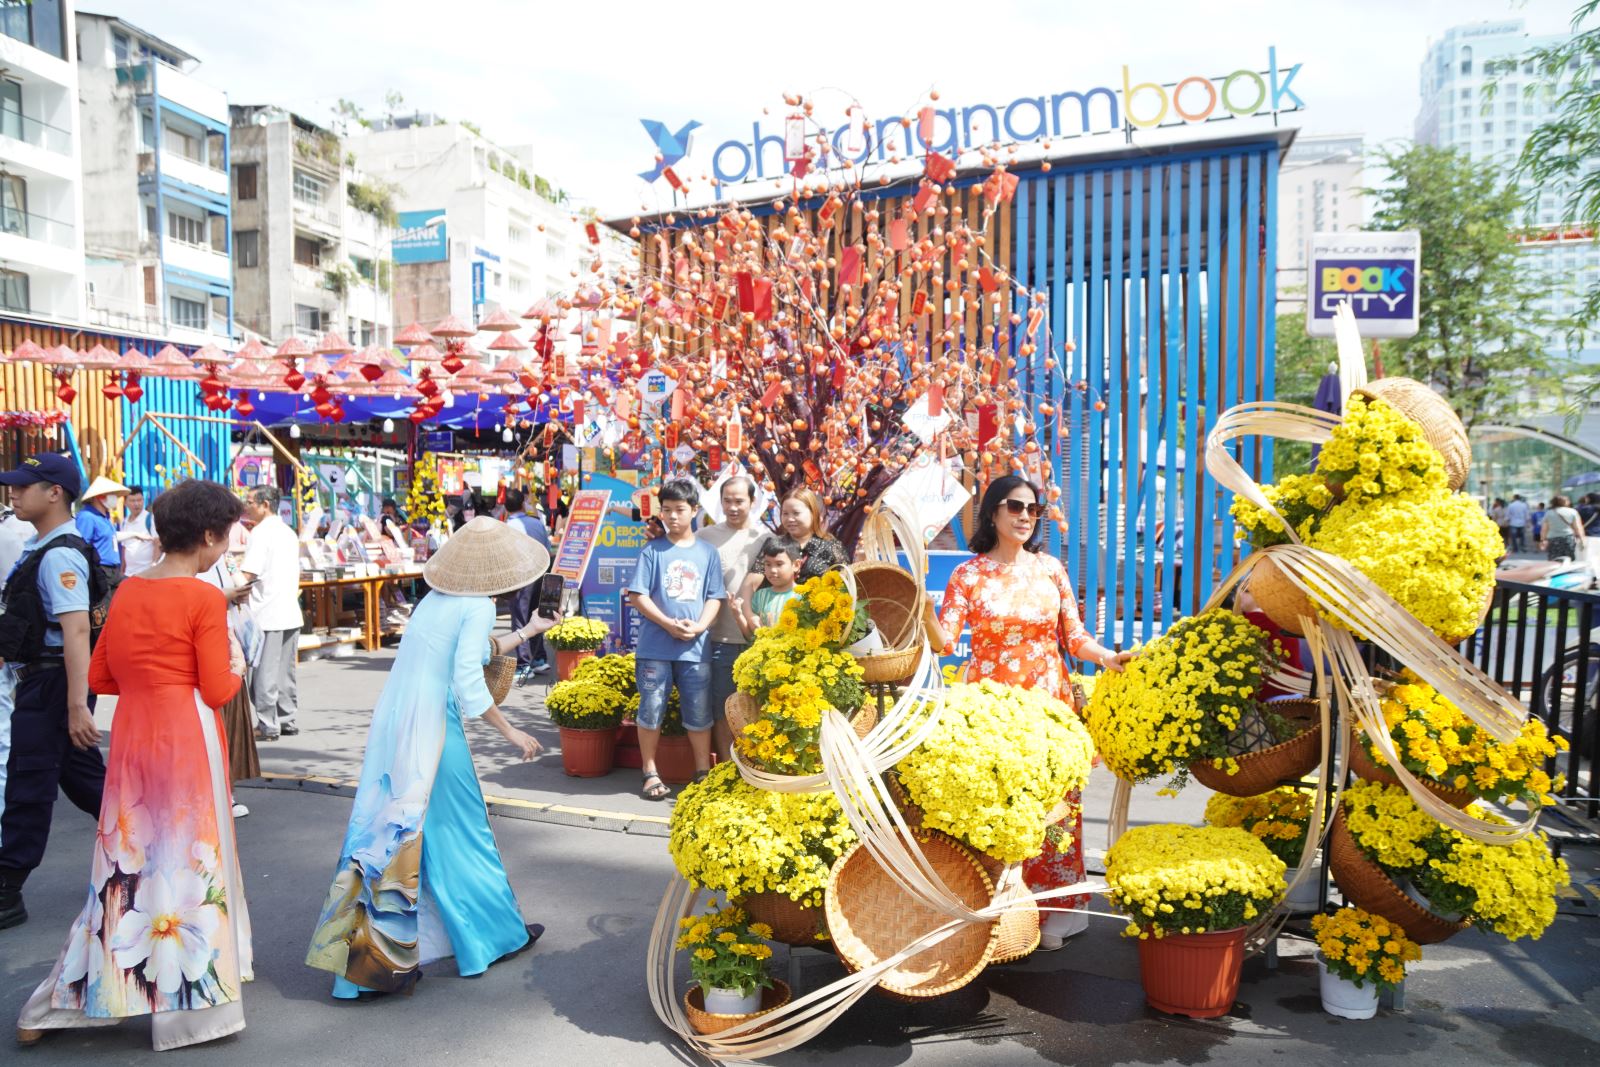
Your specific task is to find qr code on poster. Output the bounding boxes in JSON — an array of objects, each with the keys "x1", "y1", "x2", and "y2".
[{"x1": 599, "y1": 566, "x2": 615, "y2": 585}]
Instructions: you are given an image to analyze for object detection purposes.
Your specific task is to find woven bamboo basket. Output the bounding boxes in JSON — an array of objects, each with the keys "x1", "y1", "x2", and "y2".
[
  {"x1": 484, "y1": 652, "x2": 517, "y2": 706},
  {"x1": 1347, "y1": 734, "x2": 1476, "y2": 809},
  {"x1": 683, "y1": 979, "x2": 792, "y2": 1036},
  {"x1": 737, "y1": 892, "x2": 827, "y2": 947},
  {"x1": 825, "y1": 831, "x2": 1000, "y2": 1000},
  {"x1": 1354, "y1": 377, "x2": 1470, "y2": 491},
  {"x1": 851, "y1": 562, "x2": 925, "y2": 684},
  {"x1": 724, "y1": 693, "x2": 878, "y2": 745},
  {"x1": 1327, "y1": 809, "x2": 1467, "y2": 945},
  {"x1": 989, "y1": 875, "x2": 1040, "y2": 964},
  {"x1": 1244, "y1": 556, "x2": 1319, "y2": 637},
  {"x1": 1188, "y1": 699, "x2": 1322, "y2": 797}
]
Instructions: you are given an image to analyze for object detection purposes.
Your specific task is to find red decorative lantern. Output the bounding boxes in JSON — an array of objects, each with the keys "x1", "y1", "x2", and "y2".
[
  {"x1": 56, "y1": 382, "x2": 78, "y2": 404},
  {"x1": 124, "y1": 375, "x2": 144, "y2": 404},
  {"x1": 235, "y1": 394, "x2": 255, "y2": 418},
  {"x1": 283, "y1": 369, "x2": 307, "y2": 392},
  {"x1": 101, "y1": 375, "x2": 125, "y2": 400}
]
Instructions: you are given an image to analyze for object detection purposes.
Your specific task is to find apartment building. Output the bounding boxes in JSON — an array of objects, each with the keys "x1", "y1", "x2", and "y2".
[
  {"x1": 1277, "y1": 133, "x2": 1364, "y2": 308},
  {"x1": 0, "y1": 0, "x2": 85, "y2": 323},
  {"x1": 229, "y1": 104, "x2": 393, "y2": 344},
  {"x1": 76, "y1": 11, "x2": 233, "y2": 346}
]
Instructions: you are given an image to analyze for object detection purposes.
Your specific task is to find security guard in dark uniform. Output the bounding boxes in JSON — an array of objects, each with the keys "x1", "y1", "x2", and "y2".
[{"x1": 0, "y1": 454, "x2": 108, "y2": 930}]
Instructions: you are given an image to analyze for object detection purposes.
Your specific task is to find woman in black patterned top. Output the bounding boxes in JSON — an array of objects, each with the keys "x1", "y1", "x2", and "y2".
[{"x1": 737, "y1": 487, "x2": 849, "y2": 605}]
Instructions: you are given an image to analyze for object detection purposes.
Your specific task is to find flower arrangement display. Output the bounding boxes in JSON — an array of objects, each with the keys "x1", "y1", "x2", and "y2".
[
  {"x1": 676, "y1": 904, "x2": 775, "y2": 997},
  {"x1": 668, "y1": 763, "x2": 857, "y2": 908},
  {"x1": 1230, "y1": 394, "x2": 1501, "y2": 641},
  {"x1": 1203, "y1": 788, "x2": 1314, "y2": 868},
  {"x1": 545, "y1": 616, "x2": 610, "y2": 651},
  {"x1": 543, "y1": 678, "x2": 627, "y2": 731},
  {"x1": 1341, "y1": 781, "x2": 1570, "y2": 941},
  {"x1": 1311, "y1": 907, "x2": 1421, "y2": 991},
  {"x1": 731, "y1": 573, "x2": 866, "y2": 774},
  {"x1": 893, "y1": 680, "x2": 1095, "y2": 863},
  {"x1": 571, "y1": 652, "x2": 636, "y2": 696},
  {"x1": 1361, "y1": 671, "x2": 1567, "y2": 807},
  {"x1": 1104, "y1": 824, "x2": 1287, "y2": 939},
  {"x1": 405, "y1": 453, "x2": 447, "y2": 528},
  {"x1": 1083, "y1": 608, "x2": 1284, "y2": 786}
]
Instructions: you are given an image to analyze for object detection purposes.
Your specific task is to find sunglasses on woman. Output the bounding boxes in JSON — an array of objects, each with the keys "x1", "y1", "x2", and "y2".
[{"x1": 1000, "y1": 500, "x2": 1046, "y2": 519}]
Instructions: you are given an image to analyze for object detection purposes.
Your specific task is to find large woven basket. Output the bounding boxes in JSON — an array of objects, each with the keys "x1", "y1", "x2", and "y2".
[
  {"x1": 684, "y1": 979, "x2": 792, "y2": 1036},
  {"x1": 484, "y1": 652, "x2": 517, "y2": 706},
  {"x1": 1354, "y1": 378, "x2": 1470, "y2": 491},
  {"x1": 724, "y1": 692, "x2": 877, "y2": 745},
  {"x1": 851, "y1": 562, "x2": 925, "y2": 684},
  {"x1": 989, "y1": 874, "x2": 1041, "y2": 964},
  {"x1": 1189, "y1": 699, "x2": 1323, "y2": 797},
  {"x1": 737, "y1": 892, "x2": 827, "y2": 947},
  {"x1": 1347, "y1": 734, "x2": 1475, "y2": 809},
  {"x1": 1244, "y1": 556, "x2": 1319, "y2": 637},
  {"x1": 825, "y1": 831, "x2": 1000, "y2": 1000},
  {"x1": 1327, "y1": 809, "x2": 1467, "y2": 945}
]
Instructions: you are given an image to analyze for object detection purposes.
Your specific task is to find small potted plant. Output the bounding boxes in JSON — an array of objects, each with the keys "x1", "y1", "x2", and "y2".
[
  {"x1": 573, "y1": 653, "x2": 640, "y2": 767},
  {"x1": 1310, "y1": 906, "x2": 1420, "y2": 1019},
  {"x1": 544, "y1": 678, "x2": 626, "y2": 777},
  {"x1": 544, "y1": 617, "x2": 610, "y2": 680},
  {"x1": 1203, "y1": 787, "x2": 1320, "y2": 912},
  {"x1": 678, "y1": 904, "x2": 788, "y2": 1031},
  {"x1": 1105, "y1": 824, "x2": 1286, "y2": 1018}
]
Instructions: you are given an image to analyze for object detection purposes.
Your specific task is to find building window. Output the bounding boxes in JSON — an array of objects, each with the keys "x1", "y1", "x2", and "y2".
[
  {"x1": 206, "y1": 132, "x2": 225, "y2": 171},
  {"x1": 293, "y1": 234, "x2": 321, "y2": 267},
  {"x1": 1483, "y1": 122, "x2": 1493, "y2": 134},
  {"x1": 168, "y1": 211, "x2": 205, "y2": 246},
  {"x1": 1460, "y1": 46, "x2": 1472, "y2": 76},
  {"x1": 0, "y1": 267, "x2": 27, "y2": 312},
  {"x1": 144, "y1": 203, "x2": 157, "y2": 238},
  {"x1": 509, "y1": 224, "x2": 528, "y2": 245},
  {"x1": 295, "y1": 303, "x2": 322, "y2": 334},
  {"x1": 235, "y1": 229, "x2": 259, "y2": 268},
  {"x1": 293, "y1": 169, "x2": 325, "y2": 205},
  {"x1": 0, "y1": 0, "x2": 65, "y2": 60},
  {"x1": 234, "y1": 163, "x2": 257, "y2": 200},
  {"x1": 0, "y1": 79, "x2": 20, "y2": 142},
  {"x1": 113, "y1": 31, "x2": 130, "y2": 64},
  {"x1": 170, "y1": 296, "x2": 207, "y2": 330},
  {"x1": 0, "y1": 171, "x2": 25, "y2": 236},
  {"x1": 166, "y1": 124, "x2": 202, "y2": 163}
]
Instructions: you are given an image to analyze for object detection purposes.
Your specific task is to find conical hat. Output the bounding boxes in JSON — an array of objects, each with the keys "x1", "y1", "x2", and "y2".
[
  {"x1": 81, "y1": 476, "x2": 130, "y2": 501},
  {"x1": 423, "y1": 515, "x2": 551, "y2": 596}
]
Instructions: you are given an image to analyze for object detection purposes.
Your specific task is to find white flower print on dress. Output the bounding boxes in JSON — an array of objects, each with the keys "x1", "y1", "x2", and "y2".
[
  {"x1": 60, "y1": 891, "x2": 105, "y2": 988},
  {"x1": 98, "y1": 776, "x2": 155, "y2": 876},
  {"x1": 111, "y1": 869, "x2": 222, "y2": 995}
]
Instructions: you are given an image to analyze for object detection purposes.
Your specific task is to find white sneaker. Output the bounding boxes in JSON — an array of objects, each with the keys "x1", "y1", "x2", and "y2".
[
  {"x1": 232, "y1": 803, "x2": 249, "y2": 818},
  {"x1": 1041, "y1": 909, "x2": 1089, "y2": 940}
]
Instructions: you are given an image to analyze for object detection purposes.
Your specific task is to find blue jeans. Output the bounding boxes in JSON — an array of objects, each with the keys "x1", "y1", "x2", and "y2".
[
  {"x1": 707, "y1": 642, "x2": 745, "y2": 725},
  {"x1": 635, "y1": 658, "x2": 713, "y2": 731}
]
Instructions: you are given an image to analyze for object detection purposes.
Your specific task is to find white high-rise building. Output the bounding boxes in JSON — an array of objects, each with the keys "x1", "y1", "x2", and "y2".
[
  {"x1": 1417, "y1": 18, "x2": 1600, "y2": 364},
  {"x1": 1277, "y1": 133, "x2": 1365, "y2": 308},
  {"x1": 0, "y1": 0, "x2": 86, "y2": 324}
]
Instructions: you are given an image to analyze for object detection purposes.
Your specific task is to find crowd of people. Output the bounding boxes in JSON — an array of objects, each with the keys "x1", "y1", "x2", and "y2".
[{"x1": 1486, "y1": 492, "x2": 1597, "y2": 560}]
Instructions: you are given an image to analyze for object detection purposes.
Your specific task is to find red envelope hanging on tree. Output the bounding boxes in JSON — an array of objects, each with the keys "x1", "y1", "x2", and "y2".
[
  {"x1": 663, "y1": 166, "x2": 685, "y2": 192},
  {"x1": 838, "y1": 246, "x2": 862, "y2": 286},
  {"x1": 751, "y1": 277, "x2": 773, "y2": 320},
  {"x1": 912, "y1": 185, "x2": 937, "y2": 215},
  {"x1": 978, "y1": 266, "x2": 1001, "y2": 293},
  {"x1": 759, "y1": 380, "x2": 783, "y2": 408},
  {"x1": 585, "y1": 222, "x2": 600, "y2": 245},
  {"x1": 976, "y1": 403, "x2": 998, "y2": 446},
  {"x1": 983, "y1": 171, "x2": 1020, "y2": 204},
  {"x1": 924, "y1": 152, "x2": 956, "y2": 184},
  {"x1": 888, "y1": 217, "x2": 910, "y2": 252}
]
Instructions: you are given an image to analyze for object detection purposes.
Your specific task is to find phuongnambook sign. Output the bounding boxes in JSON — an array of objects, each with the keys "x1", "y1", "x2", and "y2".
[{"x1": 1306, "y1": 231, "x2": 1421, "y2": 339}]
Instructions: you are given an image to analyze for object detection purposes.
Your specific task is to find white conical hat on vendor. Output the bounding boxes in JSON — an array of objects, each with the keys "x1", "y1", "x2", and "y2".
[
  {"x1": 424, "y1": 515, "x2": 551, "y2": 597},
  {"x1": 81, "y1": 476, "x2": 130, "y2": 501}
]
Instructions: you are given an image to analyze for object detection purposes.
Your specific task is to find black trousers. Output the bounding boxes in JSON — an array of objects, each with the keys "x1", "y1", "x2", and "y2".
[
  {"x1": 508, "y1": 584, "x2": 546, "y2": 668},
  {"x1": 0, "y1": 666, "x2": 104, "y2": 880}
]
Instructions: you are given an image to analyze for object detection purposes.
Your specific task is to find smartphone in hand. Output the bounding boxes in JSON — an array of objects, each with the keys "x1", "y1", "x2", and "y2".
[{"x1": 535, "y1": 573, "x2": 565, "y2": 619}]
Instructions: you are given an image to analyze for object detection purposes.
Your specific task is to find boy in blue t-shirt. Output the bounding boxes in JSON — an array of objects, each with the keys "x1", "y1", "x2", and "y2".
[{"x1": 626, "y1": 478, "x2": 724, "y2": 800}]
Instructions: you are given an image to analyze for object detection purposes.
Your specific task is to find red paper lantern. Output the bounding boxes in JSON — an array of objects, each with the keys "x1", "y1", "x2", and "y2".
[
  {"x1": 56, "y1": 382, "x2": 77, "y2": 404},
  {"x1": 284, "y1": 370, "x2": 307, "y2": 391},
  {"x1": 359, "y1": 363, "x2": 385, "y2": 382},
  {"x1": 235, "y1": 394, "x2": 255, "y2": 417},
  {"x1": 409, "y1": 408, "x2": 428, "y2": 423},
  {"x1": 124, "y1": 379, "x2": 144, "y2": 403},
  {"x1": 101, "y1": 378, "x2": 125, "y2": 400}
]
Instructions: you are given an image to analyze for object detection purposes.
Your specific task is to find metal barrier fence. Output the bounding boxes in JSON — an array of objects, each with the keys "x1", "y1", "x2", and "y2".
[{"x1": 1464, "y1": 578, "x2": 1599, "y2": 824}]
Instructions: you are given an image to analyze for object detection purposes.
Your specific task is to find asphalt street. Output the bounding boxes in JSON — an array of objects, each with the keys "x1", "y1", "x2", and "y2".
[{"x1": 1, "y1": 644, "x2": 1597, "y2": 1064}]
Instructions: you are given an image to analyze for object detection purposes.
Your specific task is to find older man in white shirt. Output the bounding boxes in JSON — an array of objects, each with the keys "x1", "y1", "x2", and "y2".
[{"x1": 240, "y1": 485, "x2": 303, "y2": 740}]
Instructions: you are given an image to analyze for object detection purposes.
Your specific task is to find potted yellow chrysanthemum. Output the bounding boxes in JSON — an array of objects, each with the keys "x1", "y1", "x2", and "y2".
[
  {"x1": 545, "y1": 616, "x2": 610, "y2": 680},
  {"x1": 544, "y1": 677, "x2": 626, "y2": 777},
  {"x1": 1311, "y1": 906, "x2": 1421, "y2": 1019},
  {"x1": 677, "y1": 904, "x2": 789, "y2": 1032}
]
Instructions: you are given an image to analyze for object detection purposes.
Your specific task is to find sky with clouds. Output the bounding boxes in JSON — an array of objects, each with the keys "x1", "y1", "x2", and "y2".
[{"x1": 95, "y1": 0, "x2": 1582, "y2": 216}]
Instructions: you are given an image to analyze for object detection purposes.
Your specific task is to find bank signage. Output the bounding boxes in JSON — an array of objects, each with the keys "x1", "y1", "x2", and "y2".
[
  {"x1": 1306, "y1": 231, "x2": 1421, "y2": 339},
  {"x1": 393, "y1": 209, "x2": 447, "y2": 264},
  {"x1": 674, "y1": 48, "x2": 1303, "y2": 186}
]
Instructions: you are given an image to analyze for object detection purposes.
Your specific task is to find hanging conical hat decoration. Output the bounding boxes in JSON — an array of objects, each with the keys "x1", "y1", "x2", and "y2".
[
  {"x1": 116, "y1": 346, "x2": 152, "y2": 372},
  {"x1": 38, "y1": 344, "x2": 78, "y2": 367},
  {"x1": 147, "y1": 344, "x2": 203, "y2": 379},
  {"x1": 192, "y1": 343, "x2": 232, "y2": 365},
  {"x1": 274, "y1": 336, "x2": 312, "y2": 359},
  {"x1": 430, "y1": 314, "x2": 475, "y2": 340},
  {"x1": 423, "y1": 515, "x2": 550, "y2": 597},
  {"x1": 488, "y1": 330, "x2": 528, "y2": 352},
  {"x1": 6, "y1": 339, "x2": 46, "y2": 363},
  {"x1": 315, "y1": 330, "x2": 355, "y2": 356},
  {"x1": 79, "y1": 343, "x2": 121, "y2": 370},
  {"x1": 476, "y1": 306, "x2": 521, "y2": 332},
  {"x1": 394, "y1": 321, "x2": 434, "y2": 346},
  {"x1": 235, "y1": 338, "x2": 270, "y2": 362}
]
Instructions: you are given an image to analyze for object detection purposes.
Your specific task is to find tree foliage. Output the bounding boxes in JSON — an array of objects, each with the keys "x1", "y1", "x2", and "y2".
[{"x1": 1365, "y1": 144, "x2": 1562, "y2": 427}]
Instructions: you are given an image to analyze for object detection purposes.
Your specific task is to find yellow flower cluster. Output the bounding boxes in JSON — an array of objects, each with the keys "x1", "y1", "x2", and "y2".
[
  {"x1": 543, "y1": 678, "x2": 627, "y2": 730},
  {"x1": 1310, "y1": 491, "x2": 1501, "y2": 641},
  {"x1": 1232, "y1": 473, "x2": 1335, "y2": 549},
  {"x1": 1084, "y1": 609, "x2": 1282, "y2": 785},
  {"x1": 571, "y1": 652, "x2": 636, "y2": 698},
  {"x1": 405, "y1": 453, "x2": 447, "y2": 528},
  {"x1": 545, "y1": 616, "x2": 610, "y2": 651},
  {"x1": 668, "y1": 763, "x2": 857, "y2": 906},
  {"x1": 1312, "y1": 907, "x2": 1421, "y2": 990},
  {"x1": 1315, "y1": 394, "x2": 1449, "y2": 502},
  {"x1": 675, "y1": 904, "x2": 776, "y2": 996},
  {"x1": 1343, "y1": 781, "x2": 1570, "y2": 941},
  {"x1": 1104, "y1": 824, "x2": 1286, "y2": 938},
  {"x1": 1203, "y1": 787, "x2": 1314, "y2": 867},
  {"x1": 895, "y1": 681, "x2": 1096, "y2": 863},
  {"x1": 732, "y1": 602, "x2": 865, "y2": 774},
  {"x1": 1364, "y1": 671, "x2": 1567, "y2": 806},
  {"x1": 777, "y1": 571, "x2": 859, "y2": 648}
]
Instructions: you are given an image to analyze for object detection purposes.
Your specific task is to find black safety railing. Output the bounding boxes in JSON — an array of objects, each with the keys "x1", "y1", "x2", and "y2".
[{"x1": 1463, "y1": 579, "x2": 1600, "y2": 824}]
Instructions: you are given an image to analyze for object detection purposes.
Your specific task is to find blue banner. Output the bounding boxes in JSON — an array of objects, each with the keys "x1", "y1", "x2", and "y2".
[
  {"x1": 393, "y1": 209, "x2": 447, "y2": 264},
  {"x1": 579, "y1": 472, "x2": 651, "y2": 656}
]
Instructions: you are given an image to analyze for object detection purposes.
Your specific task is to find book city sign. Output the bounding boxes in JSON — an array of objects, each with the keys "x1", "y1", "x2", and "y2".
[
  {"x1": 698, "y1": 48, "x2": 1304, "y2": 185},
  {"x1": 1306, "y1": 231, "x2": 1421, "y2": 340}
]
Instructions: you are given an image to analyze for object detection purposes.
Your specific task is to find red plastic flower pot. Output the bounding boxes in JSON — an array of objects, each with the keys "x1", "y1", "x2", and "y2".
[
  {"x1": 558, "y1": 725, "x2": 617, "y2": 778},
  {"x1": 1135, "y1": 927, "x2": 1248, "y2": 1019},
  {"x1": 614, "y1": 722, "x2": 642, "y2": 769},
  {"x1": 654, "y1": 734, "x2": 697, "y2": 784},
  {"x1": 555, "y1": 648, "x2": 596, "y2": 682}
]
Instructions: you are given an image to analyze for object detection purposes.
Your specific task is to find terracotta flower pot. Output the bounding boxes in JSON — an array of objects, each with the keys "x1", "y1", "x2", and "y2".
[
  {"x1": 554, "y1": 648, "x2": 597, "y2": 681},
  {"x1": 614, "y1": 721, "x2": 642, "y2": 770},
  {"x1": 655, "y1": 733, "x2": 697, "y2": 784},
  {"x1": 558, "y1": 725, "x2": 616, "y2": 778},
  {"x1": 1135, "y1": 926, "x2": 1248, "y2": 1019}
]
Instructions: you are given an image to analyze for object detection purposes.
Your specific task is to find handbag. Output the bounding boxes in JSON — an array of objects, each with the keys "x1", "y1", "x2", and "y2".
[{"x1": 231, "y1": 605, "x2": 266, "y2": 669}]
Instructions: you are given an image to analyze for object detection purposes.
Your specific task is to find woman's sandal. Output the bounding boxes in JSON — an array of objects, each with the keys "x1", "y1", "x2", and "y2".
[{"x1": 641, "y1": 773, "x2": 670, "y2": 800}]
